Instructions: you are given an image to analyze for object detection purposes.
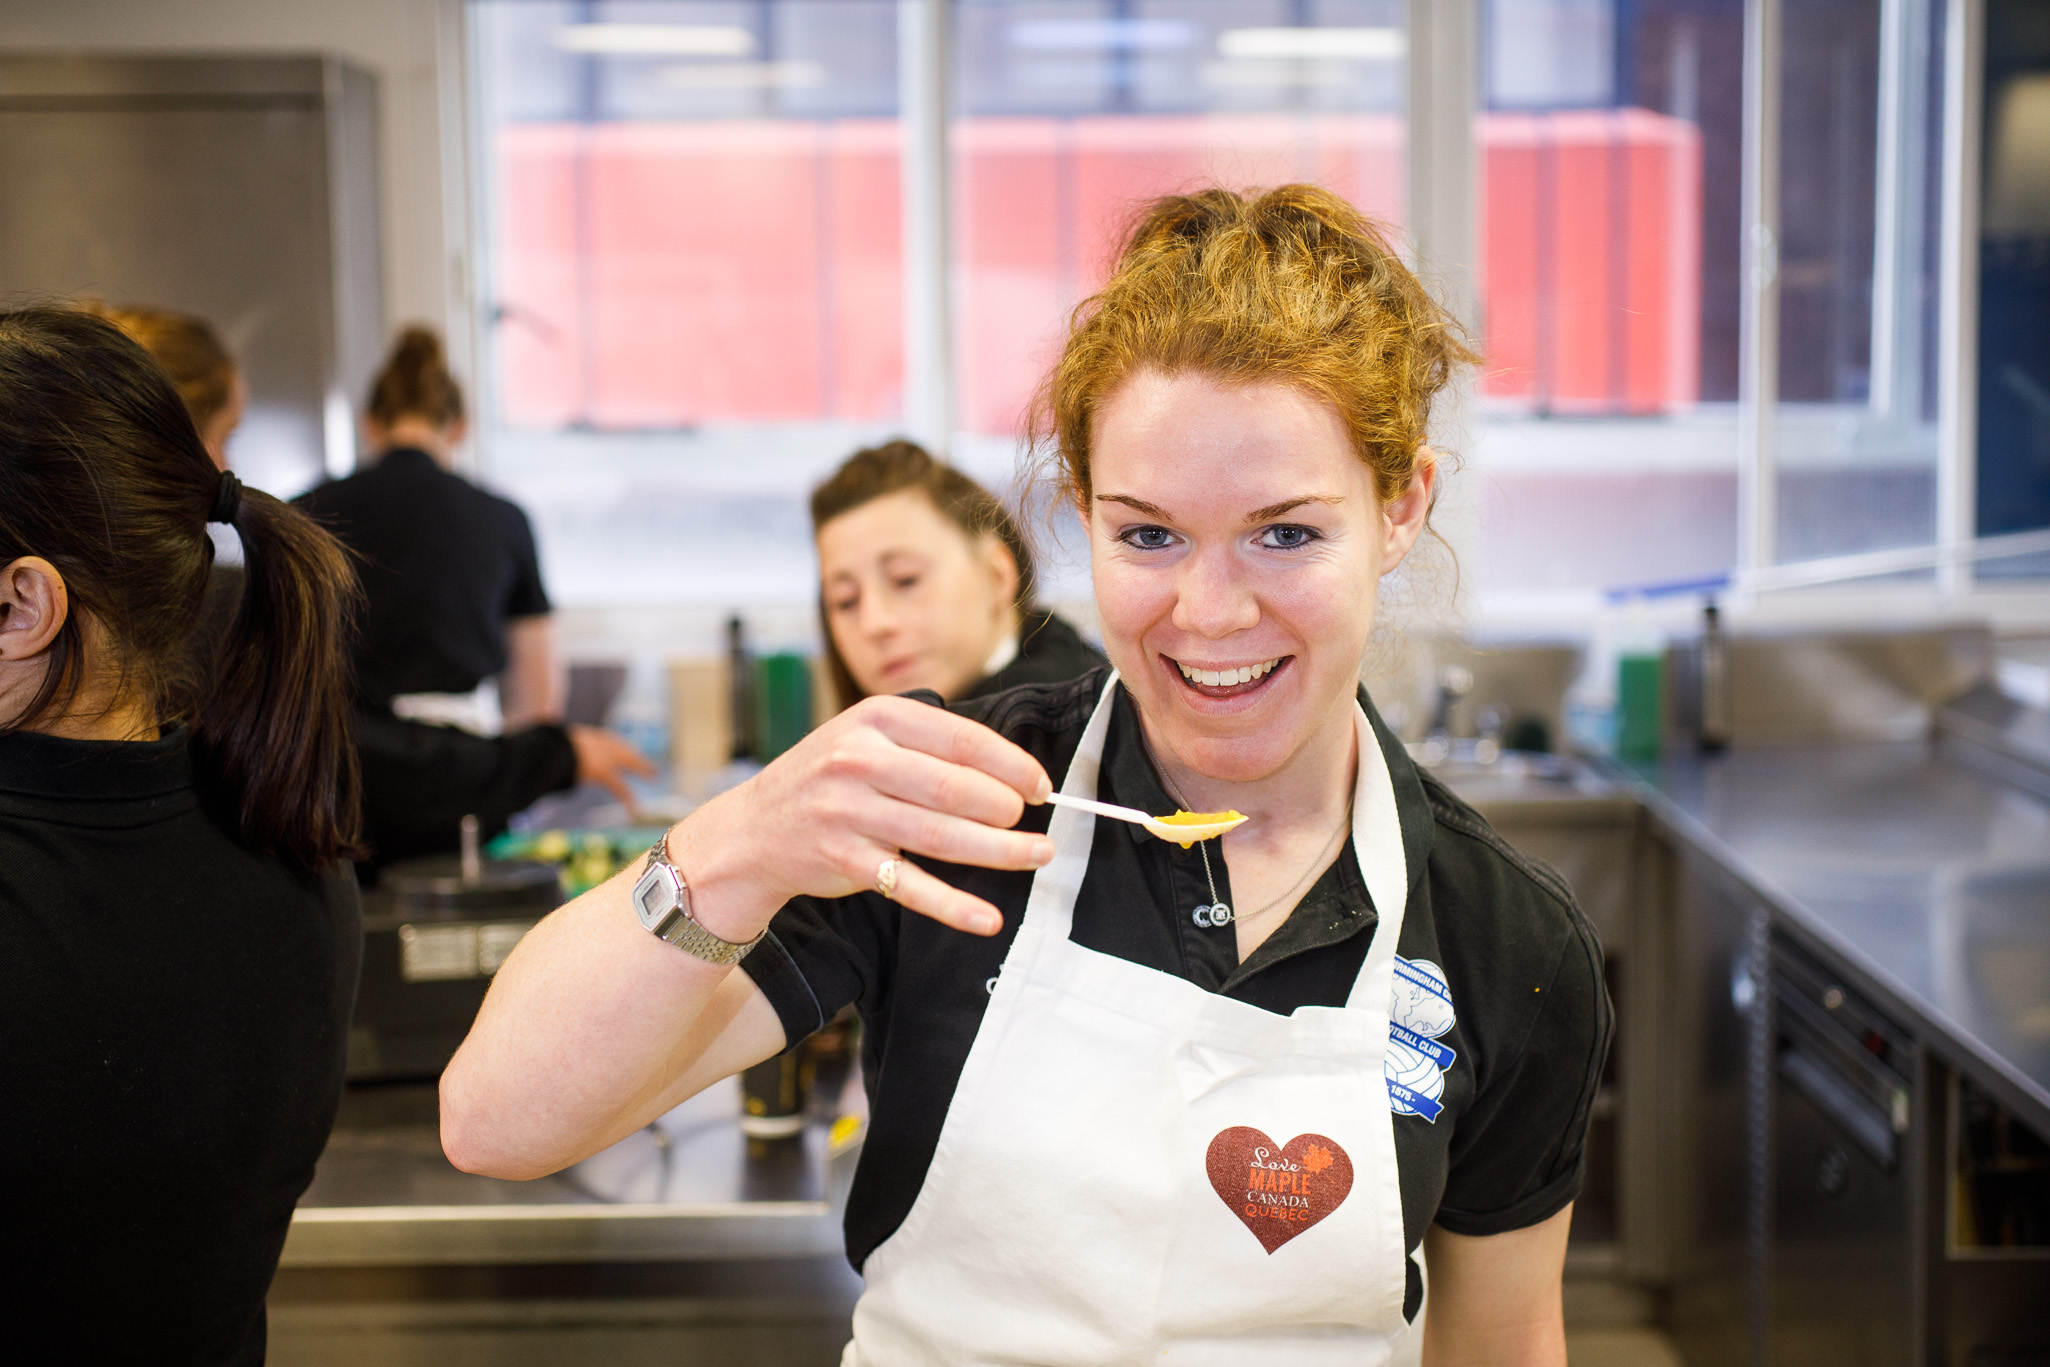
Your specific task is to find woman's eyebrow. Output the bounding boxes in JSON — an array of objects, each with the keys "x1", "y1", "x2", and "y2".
[
  {"x1": 1096, "y1": 493, "x2": 1172, "y2": 519},
  {"x1": 1245, "y1": 495, "x2": 1343, "y2": 522}
]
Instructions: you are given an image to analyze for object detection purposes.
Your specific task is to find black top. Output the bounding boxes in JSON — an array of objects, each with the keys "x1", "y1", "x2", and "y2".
[
  {"x1": 294, "y1": 448, "x2": 551, "y2": 709},
  {"x1": 351, "y1": 708, "x2": 579, "y2": 872},
  {"x1": 0, "y1": 729, "x2": 361, "y2": 1364},
  {"x1": 955, "y1": 608, "x2": 1108, "y2": 703},
  {"x1": 742, "y1": 670, "x2": 1611, "y2": 1318}
]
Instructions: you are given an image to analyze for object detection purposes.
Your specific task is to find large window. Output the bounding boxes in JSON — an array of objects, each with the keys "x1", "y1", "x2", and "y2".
[
  {"x1": 1771, "y1": 0, "x2": 1943, "y2": 566},
  {"x1": 472, "y1": 0, "x2": 906, "y2": 609},
  {"x1": 952, "y1": 0, "x2": 1406, "y2": 443},
  {"x1": 947, "y1": 0, "x2": 1408, "y2": 598},
  {"x1": 1455, "y1": 0, "x2": 1742, "y2": 611},
  {"x1": 468, "y1": 0, "x2": 2045, "y2": 620}
]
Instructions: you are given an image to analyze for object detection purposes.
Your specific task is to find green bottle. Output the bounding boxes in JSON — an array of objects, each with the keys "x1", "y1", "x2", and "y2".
[
  {"x1": 1615, "y1": 649, "x2": 1666, "y2": 759},
  {"x1": 754, "y1": 652, "x2": 814, "y2": 764}
]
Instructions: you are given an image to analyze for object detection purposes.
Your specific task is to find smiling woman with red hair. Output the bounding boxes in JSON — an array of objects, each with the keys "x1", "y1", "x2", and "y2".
[{"x1": 445, "y1": 185, "x2": 1611, "y2": 1366}]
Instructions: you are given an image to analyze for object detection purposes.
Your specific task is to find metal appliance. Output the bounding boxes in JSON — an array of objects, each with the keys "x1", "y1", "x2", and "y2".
[
  {"x1": 348, "y1": 850, "x2": 563, "y2": 1080},
  {"x1": 1768, "y1": 932, "x2": 1925, "y2": 1365},
  {"x1": 0, "y1": 54, "x2": 383, "y2": 493}
]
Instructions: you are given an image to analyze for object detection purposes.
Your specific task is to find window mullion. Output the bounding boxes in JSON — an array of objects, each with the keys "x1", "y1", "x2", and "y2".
[
  {"x1": 1737, "y1": 0, "x2": 1783, "y2": 580},
  {"x1": 1937, "y1": 0, "x2": 1985, "y2": 597},
  {"x1": 900, "y1": 0, "x2": 954, "y2": 455}
]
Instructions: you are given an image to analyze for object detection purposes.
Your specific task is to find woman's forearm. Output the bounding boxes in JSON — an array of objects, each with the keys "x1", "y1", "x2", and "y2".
[
  {"x1": 438, "y1": 695, "x2": 1053, "y2": 1178},
  {"x1": 439, "y1": 796, "x2": 789, "y2": 1178}
]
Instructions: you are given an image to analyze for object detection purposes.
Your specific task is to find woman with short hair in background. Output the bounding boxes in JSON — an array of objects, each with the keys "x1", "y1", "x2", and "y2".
[
  {"x1": 812, "y1": 440, "x2": 1105, "y2": 709},
  {"x1": 99, "y1": 304, "x2": 252, "y2": 656},
  {"x1": 98, "y1": 305, "x2": 245, "y2": 470},
  {"x1": 295, "y1": 326, "x2": 650, "y2": 869},
  {"x1": 0, "y1": 307, "x2": 362, "y2": 1364}
]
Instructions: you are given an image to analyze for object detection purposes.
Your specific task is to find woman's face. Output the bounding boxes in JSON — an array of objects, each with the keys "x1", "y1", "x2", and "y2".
[
  {"x1": 818, "y1": 488, "x2": 1021, "y2": 701},
  {"x1": 1086, "y1": 370, "x2": 1431, "y2": 784}
]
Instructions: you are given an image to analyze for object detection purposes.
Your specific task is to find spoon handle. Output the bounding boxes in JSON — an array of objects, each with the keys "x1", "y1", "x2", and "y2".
[{"x1": 1045, "y1": 792, "x2": 1155, "y2": 826}]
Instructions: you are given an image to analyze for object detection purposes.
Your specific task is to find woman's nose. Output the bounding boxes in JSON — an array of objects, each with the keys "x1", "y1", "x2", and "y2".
[
  {"x1": 1170, "y1": 547, "x2": 1260, "y2": 640},
  {"x1": 855, "y1": 594, "x2": 899, "y2": 640}
]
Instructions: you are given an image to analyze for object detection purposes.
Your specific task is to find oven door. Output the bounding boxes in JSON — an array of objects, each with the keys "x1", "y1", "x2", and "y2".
[{"x1": 1769, "y1": 938, "x2": 1918, "y2": 1367}]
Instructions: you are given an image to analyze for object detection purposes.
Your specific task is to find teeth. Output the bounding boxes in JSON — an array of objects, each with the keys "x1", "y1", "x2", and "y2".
[{"x1": 1177, "y1": 658, "x2": 1280, "y2": 688}]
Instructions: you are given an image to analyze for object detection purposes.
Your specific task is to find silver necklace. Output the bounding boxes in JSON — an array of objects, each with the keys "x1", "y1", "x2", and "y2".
[{"x1": 1144, "y1": 736, "x2": 1352, "y2": 930}]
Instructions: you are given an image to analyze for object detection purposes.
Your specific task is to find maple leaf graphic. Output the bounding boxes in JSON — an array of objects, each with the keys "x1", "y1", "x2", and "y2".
[{"x1": 1302, "y1": 1145, "x2": 1334, "y2": 1175}]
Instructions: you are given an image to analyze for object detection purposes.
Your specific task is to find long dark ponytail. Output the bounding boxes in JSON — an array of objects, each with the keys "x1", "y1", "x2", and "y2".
[{"x1": 0, "y1": 307, "x2": 362, "y2": 870}]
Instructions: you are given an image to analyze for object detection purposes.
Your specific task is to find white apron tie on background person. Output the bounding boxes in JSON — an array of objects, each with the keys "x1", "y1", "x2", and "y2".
[{"x1": 846, "y1": 674, "x2": 1423, "y2": 1366}]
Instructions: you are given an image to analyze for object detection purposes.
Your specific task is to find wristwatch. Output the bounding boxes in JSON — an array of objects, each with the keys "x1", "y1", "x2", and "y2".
[{"x1": 631, "y1": 835, "x2": 764, "y2": 965}]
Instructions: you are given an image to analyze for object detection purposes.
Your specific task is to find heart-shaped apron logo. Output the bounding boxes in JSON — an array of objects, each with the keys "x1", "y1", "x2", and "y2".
[{"x1": 1205, "y1": 1126, "x2": 1355, "y2": 1253}]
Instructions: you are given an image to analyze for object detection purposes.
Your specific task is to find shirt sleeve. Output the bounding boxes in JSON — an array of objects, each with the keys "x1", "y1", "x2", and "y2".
[
  {"x1": 503, "y1": 505, "x2": 552, "y2": 619},
  {"x1": 739, "y1": 889, "x2": 902, "y2": 1051},
  {"x1": 1433, "y1": 911, "x2": 1613, "y2": 1236}
]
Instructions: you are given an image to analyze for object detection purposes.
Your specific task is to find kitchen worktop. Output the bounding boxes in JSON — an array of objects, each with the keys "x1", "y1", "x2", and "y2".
[
  {"x1": 1612, "y1": 742, "x2": 2050, "y2": 1135},
  {"x1": 283, "y1": 1073, "x2": 851, "y2": 1268}
]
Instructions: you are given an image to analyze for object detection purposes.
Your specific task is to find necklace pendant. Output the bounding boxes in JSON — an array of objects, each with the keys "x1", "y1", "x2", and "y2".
[{"x1": 1192, "y1": 902, "x2": 1234, "y2": 928}]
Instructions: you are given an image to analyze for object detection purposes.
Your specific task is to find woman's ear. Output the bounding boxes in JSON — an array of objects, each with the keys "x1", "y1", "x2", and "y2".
[
  {"x1": 0, "y1": 556, "x2": 68, "y2": 662},
  {"x1": 981, "y1": 534, "x2": 1022, "y2": 609},
  {"x1": 1379, "y1": 449, "x2": 1438, "y2": 574}
]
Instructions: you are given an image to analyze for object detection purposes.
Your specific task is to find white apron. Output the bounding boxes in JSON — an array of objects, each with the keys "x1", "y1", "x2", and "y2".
[{"x1": 846, "y1": 675, "x2": 1422, "y2": 1366}]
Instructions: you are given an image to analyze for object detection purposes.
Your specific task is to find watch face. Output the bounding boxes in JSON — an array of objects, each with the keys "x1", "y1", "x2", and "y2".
[{"x1": 632, "y1": 864, "x2": 674, "y2": 930}]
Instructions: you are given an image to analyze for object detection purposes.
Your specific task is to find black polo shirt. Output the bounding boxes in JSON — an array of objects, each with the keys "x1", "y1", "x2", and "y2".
[
  {"x1": 742, "y1": 669, "x2": 1611, "y2": 1318},
  {"x1": 957, "y1": 608, "x2": 1107, "y2": 703},
  {"x1": 0, "y1": 728, "x2": 361, "y2": 1364},
  {"x1": 294, "y1": 448, "x2": 551, "y2": 709}
]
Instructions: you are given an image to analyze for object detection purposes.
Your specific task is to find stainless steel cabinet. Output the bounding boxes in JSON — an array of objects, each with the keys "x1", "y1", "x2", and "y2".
[{"x1": 1662, "y1": 846, "x2": 1762, "y2": 1367}]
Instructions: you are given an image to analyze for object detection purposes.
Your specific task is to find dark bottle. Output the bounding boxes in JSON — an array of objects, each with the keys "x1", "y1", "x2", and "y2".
[
  {"x1": 1699, "y1": 601, "x2": 1731, "y2": 752},
  {"x1": 738, "y1": 1051, "x2": 808, "y2": 1139},
  {"x1": 727, "y1": 614, "x2": 756, "y2": 761}
]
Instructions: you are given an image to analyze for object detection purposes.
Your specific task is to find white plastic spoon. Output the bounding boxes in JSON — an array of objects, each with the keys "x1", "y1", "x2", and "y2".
[{"x1": 1045, "y1": 792, "x2": 1248, "y2": 846}]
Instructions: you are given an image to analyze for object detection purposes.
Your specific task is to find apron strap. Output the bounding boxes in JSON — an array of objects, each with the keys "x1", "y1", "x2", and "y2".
[
  {"x1": 1345, "y1": 701, "x2": 1410, "y2": 1011},
  {"x1": 1017, "y1": 671, "x2": 1121, "y2": 941}
]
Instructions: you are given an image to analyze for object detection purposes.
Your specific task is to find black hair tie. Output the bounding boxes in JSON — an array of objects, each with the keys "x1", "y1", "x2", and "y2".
[{"x1": 208, "y1": 470, "x2": 243, "y2": 525}]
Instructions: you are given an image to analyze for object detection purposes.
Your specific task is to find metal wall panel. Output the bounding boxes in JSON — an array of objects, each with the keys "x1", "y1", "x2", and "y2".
[{"x1": 0, "y1": 55, "x2": 383, "y2": 494}]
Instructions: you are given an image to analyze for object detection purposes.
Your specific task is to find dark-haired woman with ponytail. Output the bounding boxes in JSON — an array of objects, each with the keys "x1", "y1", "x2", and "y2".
[
  {"x1": 296, "y1": 325, "x2": 650, "y2": 869},
  {"x1": 0, "y1": 308, "x2": 363, "y2": 1363}
]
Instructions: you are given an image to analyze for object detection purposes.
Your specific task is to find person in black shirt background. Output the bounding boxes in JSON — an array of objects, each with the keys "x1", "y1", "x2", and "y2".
[
  {"x1": 295, "y1": 327, "x2": 649, "y2": 870},
  {"x1": 0, "y1": 307, "x2": 363, "y2": 1365},
  {"x1": 812, "y1": 439, "x2": 1105, "y2": 711}
]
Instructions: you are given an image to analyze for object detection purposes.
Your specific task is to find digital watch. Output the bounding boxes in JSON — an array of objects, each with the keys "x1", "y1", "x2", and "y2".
[{"x1": 630, "y1": 835, "x2": 764, "y2": 965}]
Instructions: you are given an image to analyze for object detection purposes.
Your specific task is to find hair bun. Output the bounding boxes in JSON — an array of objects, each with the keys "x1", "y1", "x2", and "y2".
[{"x1": 368, "y1": 324, "x2": 464, "y2": 430}]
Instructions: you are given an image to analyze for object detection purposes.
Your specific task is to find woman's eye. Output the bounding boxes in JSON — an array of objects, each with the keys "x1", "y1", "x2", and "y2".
[
  {"x1": 829, "y1": 598, "x2": 858, "y2": 615},
  {"x1": 1260, "y1": 524, "x2": 1320, "y2": 550},
  {"x1": 1120, "y1": 525, "x2": 1176, "y2": 550},
  {"x1": 892, "y1": 575, "x2": 921, "y2": 592}
]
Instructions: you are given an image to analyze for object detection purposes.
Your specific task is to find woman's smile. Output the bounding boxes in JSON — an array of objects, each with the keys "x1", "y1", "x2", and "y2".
[{"x1": 1166, "y1": 652, "x2": 1293, "y2": 701}]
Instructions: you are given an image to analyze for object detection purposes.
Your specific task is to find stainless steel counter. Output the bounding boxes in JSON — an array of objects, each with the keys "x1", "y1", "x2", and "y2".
[
  {"x1": 284, "y1": 1076, "x2": 850, "y2": 1268},
  {"x1": 1611, "y1": 742, "x2": 2050, "y2": 1135}
]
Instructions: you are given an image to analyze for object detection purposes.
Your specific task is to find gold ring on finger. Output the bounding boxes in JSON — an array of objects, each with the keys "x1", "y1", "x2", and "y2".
[{"x1": 876, "y1": 857, "x2": 901, "y2": 900}]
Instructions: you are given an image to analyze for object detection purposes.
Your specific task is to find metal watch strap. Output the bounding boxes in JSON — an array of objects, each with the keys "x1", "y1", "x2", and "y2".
[{"x1": 638, "y1": 837, "x2": 764, "y2": 966}]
